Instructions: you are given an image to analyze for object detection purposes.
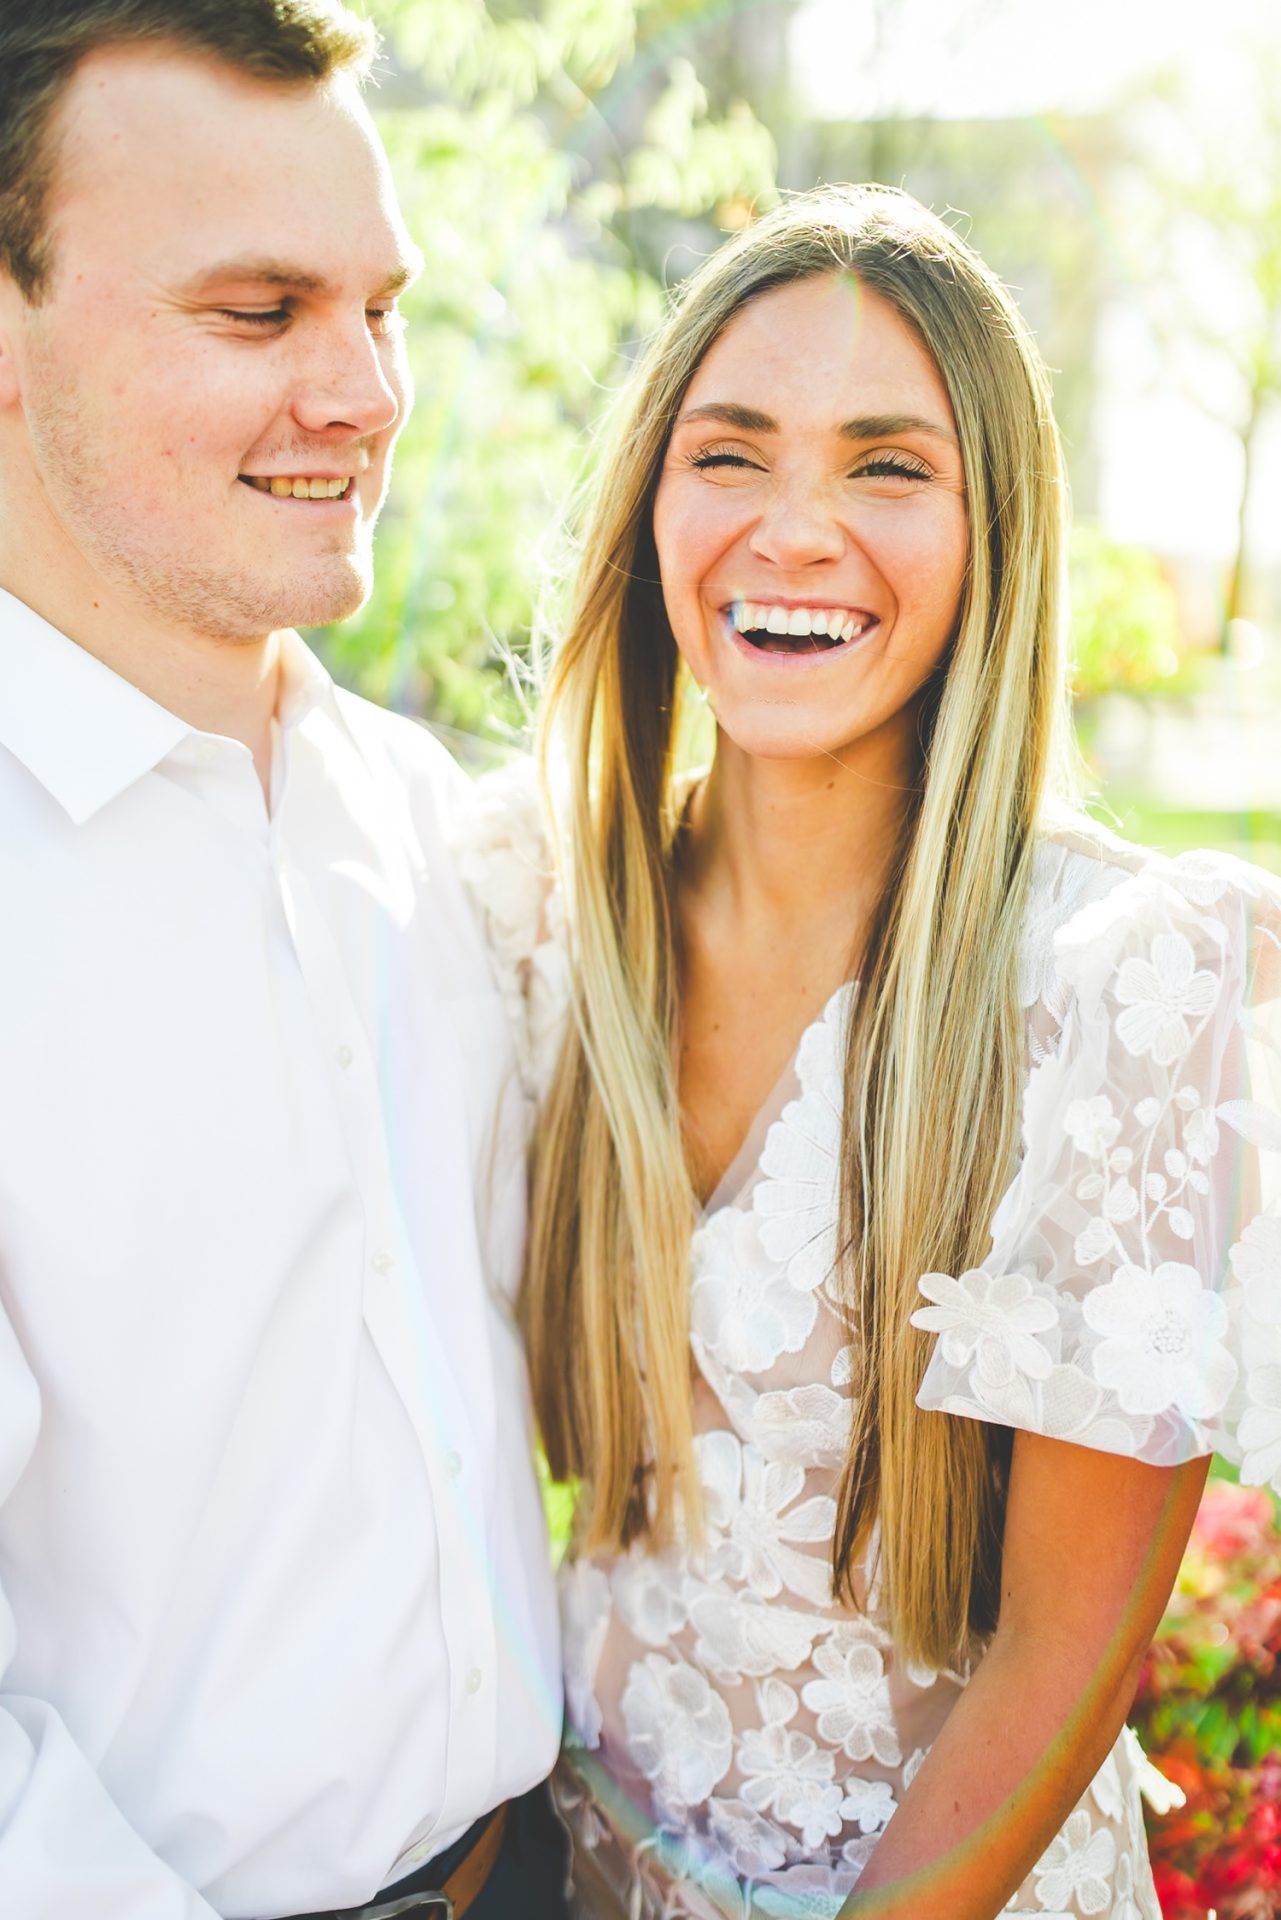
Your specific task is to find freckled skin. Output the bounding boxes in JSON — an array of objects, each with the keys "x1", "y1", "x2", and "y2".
[
  {"x1": 0, "y1": 47, "x2": 418, "y2": 647},
  {"x1": 653, "y1": 276, "x2": 968, "y2": 770}
]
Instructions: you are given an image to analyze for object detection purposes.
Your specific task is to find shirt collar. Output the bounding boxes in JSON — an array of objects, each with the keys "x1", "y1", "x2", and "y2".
[
  {"x1": 277, "y1": 627, "x2": 336, "y2": 734},
  {"x1": 0, "y1": 588, "x2": 338, "y2": 825}
]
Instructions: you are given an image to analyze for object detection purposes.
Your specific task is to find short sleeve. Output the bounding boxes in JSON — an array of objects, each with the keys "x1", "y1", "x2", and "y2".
[
  {"x1": 913, "y1": 851, "x2": 1281, "y2": 1493},
  {"x1": 449, "y1": 755, "x2": 571, "y2": 1103}
]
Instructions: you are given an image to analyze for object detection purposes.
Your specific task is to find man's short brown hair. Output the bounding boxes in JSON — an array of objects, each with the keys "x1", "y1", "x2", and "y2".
[{"x1": 0, "y1": 0, "x2": 377, "y2": 300}]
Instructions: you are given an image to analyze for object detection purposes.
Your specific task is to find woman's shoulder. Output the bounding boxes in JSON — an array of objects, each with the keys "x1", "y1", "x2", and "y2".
[
  {"x1": 447, "y1": 754, "x2": 570, "y2": 1099},
  {"x1": 1022, "y1": 807, "x2": 1281, "y2": 1022}
]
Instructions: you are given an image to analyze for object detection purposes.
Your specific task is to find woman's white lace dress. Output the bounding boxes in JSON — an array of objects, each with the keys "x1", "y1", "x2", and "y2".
[{"x1": 456, "y1": 766, "x2": 1281, "y2": 1920}]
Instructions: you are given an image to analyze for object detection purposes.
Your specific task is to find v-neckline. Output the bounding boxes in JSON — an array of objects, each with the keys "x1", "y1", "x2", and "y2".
[{"x1": 693, "y1": 980, "x2": 857, "y2": 1223}]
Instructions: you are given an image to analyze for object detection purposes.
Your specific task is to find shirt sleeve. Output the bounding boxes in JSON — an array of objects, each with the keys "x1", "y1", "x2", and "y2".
[
  {"x1": 0, "y1": 1313, "x2": 218, "y2": 1919},
  {"x1": 449, "y1": 755, "x2": 570, "y2": 1105},
  {"x1": 913, "y1": 851, "x2": 1281, "y2": 1492}
]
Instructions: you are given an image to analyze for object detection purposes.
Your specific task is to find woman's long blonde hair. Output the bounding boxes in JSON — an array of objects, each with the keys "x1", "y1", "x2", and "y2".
[{"x1": 524, "y1": 185, "x2": 1075, "y2": 1667}]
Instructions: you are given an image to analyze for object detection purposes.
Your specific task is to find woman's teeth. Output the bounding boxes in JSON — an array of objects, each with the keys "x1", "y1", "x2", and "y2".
[
  {"x1": 242, "y1": 475, "x2": 351, "y2": 499},
  {"x1": 728, "y1": 602, "x2": 871, "y2": 646}
]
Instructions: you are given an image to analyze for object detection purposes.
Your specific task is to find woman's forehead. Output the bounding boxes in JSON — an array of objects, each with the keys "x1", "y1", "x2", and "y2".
[{"x1": 684, "y1": 276, "x2": 956, "y2": 436}]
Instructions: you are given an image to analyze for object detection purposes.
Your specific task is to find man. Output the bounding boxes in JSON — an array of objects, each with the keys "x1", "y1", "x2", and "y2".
[{"x1": 0, "y1": 3, "x2": 565, "y2": 1915}]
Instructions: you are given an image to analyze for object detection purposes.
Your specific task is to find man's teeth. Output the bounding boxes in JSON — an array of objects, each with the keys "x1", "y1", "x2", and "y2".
[
  {"x1": 730, "y1": 603, "x2": 869, "y2": 643},
  {"x1": 244, "y1": 475, "x2": 350, "y2": 499}
]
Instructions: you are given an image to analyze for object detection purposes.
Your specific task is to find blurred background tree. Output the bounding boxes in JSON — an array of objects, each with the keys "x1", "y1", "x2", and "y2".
[
  {"x1": 325, "y1": 0, "x2": 777, "y2": 751},
  {"x1": 1116, "y1": 43, "x2": 1281, "y2": 653}
]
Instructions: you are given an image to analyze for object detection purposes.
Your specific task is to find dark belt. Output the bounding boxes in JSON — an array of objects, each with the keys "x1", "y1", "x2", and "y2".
[{"x1": 286, "y1": 1802, "x2": 509, "y2": 1920}]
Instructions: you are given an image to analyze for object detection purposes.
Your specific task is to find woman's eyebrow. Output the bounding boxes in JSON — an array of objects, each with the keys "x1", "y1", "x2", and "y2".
[
  {"x1": 674, "y1": 401, "x2": 956, "y2": 446},
  {"x1": 674, "y1": 402, "x2": 776, "y2": 431},
  {"x1": 839, "y1": 411, "x2": 958, "y2": 446}
]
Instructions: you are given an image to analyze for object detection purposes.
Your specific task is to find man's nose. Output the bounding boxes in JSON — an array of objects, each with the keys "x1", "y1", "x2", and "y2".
[
  {"x1": 748, "y1": 477, "x2": 846, "y2": 569},
  {"x1": 289, "y1": 317, "x2": 404, "y2": 439}
]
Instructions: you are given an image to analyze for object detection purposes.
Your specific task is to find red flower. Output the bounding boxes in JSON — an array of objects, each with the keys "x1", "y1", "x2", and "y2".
[{"x1": 1192, "y1": 1482, "x2": 1277, "y2": 1562}]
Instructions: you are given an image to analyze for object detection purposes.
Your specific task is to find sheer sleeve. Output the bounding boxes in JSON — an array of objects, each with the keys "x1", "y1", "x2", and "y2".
[
  {"x1": 914, "y1": 850, "x2": 1281, "y2": 1492},
  {"x1": 450, "y1": 756, "x2": 570, "y2": 1104}
]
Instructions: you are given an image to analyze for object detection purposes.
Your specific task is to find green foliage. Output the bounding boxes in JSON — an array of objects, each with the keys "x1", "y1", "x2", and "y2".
[
  {"x1": 1068, "y1": 523, "x2": 1182, "y2": 701},
  {"x1": 320, "y1": 0, "x2": 778, "y2": 749}
]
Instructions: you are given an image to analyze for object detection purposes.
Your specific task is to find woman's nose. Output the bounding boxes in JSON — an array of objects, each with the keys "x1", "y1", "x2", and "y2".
[{"x1": 747, "y1": 477, "x2": 846, "y2": 569}]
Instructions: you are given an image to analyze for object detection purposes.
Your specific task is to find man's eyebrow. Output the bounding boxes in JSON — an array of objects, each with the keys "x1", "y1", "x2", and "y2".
[
  {"x1": 182, "y1": 253, "x2": 424, "y2": 298},
  {"x1": 673, "y1": 402, "x2": 956, "y2": 447}
]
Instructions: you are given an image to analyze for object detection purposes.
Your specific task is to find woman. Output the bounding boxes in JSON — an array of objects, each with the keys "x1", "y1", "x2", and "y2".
[{"x1": 461, "y1": 186, "x2": 1281, "y2": 1917}]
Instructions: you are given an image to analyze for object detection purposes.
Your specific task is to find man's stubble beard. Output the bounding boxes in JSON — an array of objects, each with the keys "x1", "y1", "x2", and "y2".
[{"x1": 22, "y1": 350, "x2": 374, "y2": 642}]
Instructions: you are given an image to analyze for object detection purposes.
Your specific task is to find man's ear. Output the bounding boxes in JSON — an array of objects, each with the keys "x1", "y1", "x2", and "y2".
[{"x1": 0, "y1": 276, "x2": 26, "y2": 409}]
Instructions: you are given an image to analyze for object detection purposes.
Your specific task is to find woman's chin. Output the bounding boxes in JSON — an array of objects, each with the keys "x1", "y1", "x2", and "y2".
[{"x1": 708, "y1": 699, "x2": 873, "y2": 766}]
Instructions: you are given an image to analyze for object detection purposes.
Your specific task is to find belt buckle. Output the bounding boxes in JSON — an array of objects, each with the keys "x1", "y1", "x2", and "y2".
[{"x1": 356, "y1": 1894, "x2": 455, "y2": 1920}]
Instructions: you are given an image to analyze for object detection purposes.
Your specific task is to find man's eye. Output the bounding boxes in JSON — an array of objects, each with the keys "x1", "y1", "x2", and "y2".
[
  {"x1": 218, "y1": 308, "x2": 289, "y2": 328},
  {"x1": 367, "y1": 307, "x2": 403, "y2": 337}
]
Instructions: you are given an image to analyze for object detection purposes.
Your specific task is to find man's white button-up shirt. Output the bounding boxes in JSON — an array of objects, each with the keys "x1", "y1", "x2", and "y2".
[{"x1": 0, "y1": 591, "x2": 561, "y2": 1919}]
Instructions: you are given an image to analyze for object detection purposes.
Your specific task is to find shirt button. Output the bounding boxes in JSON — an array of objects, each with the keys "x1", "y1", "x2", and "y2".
[
  {"x1": 444, "y1": 1450, "x2": 462, "y2": 1479},
  {"x1": 335, "y1": 1044, "x2": 354, "y2": 1070},
  {"x1": 464, "y1": 1667, "x2": 483, "y2": 1695},
  {"x1": 369, "y1": 1249, "x2": 394, "y2": 1275}
]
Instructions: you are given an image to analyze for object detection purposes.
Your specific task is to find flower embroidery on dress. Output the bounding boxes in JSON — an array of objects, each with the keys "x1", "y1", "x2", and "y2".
[
  {"x1": 737, "y1": 1679, "x2": 846, "y2": 1851},
  {"x1": 612, "y1": 1550, "x2": 692, "y2": 1648},
  {"x1": 1229, "y1": 1211, "x2": 1281, "y2": 1325},
  {"x1": 1063, "y1": 1094, "x2": 1121, "y2": 1158},
  {"x1": 705, "y1": 1797, "x2": 788, "y2": 1876},
  {"x1": 688, "y1": 1588, "x2": 822, "y2": 1684},
  {"x1": 621, "y1": 1652, "x2": 734, "y2": 1813},
  {"x1": 936, "y1": 1359, "x2": 1153, "y2": 1457},
  {"x1": 839, "y1": 1775, "x2": 896, "y2": 1835},
  {"x1": 560, "y1": 1558, "x2": 613, "y2": 1748},
  {"x1": 691, "y1": 1208, "x2": 818, "y2": 1377},
  {"x1": 910, "y1": 1269, "x2": 1057, "y2": 1391},
  {"x1": 1113, "y1": 930, "x2": 1220, "y2": 1065},
  {"x1": 1239, "y1": 1364, "x2": 1281, "y2": 1488},
  {"x1": 1031, "y1": 1808, "x2": 1117, "y2": 1915},
  {"x1": 800, "y1": 1626, "x2": 902, "y2": 1766},
  {"x1": 1082, "y1": 1261, "x2": 1237, "y2": 1420},
  {"x1": 745, "y1": 1382, "x2": 851, "y2": 1471},
  {"x1": 697, "y1": 1430, "x2": 837, "y2": 1608},
  {"x1": 753, "y1": 987, "x2": 854, "y2": 1297},
  {"x1": 752, "y1": 1863, "x2": 856, "y2": 1920}
]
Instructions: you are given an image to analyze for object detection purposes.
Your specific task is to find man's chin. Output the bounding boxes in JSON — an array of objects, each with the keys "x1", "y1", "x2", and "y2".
[
  {"x1": 286, "y1": 577, "x2": 370, "y2": 632},
  {"x1": 248, "y1": 558, "x2": 372, "y2": 636}
]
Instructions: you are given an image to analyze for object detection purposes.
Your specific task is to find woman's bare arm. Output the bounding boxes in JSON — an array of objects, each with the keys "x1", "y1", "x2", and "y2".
[{"x1": 836, "y1": 1429, "x2": 1209, "y2": 1919}]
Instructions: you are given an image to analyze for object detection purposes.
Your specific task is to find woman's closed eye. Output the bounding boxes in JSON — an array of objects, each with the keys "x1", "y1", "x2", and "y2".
[
  {"x1": 854, "y1": 452, "x2": 934, "y2": 482},
  {"x1": 685, "y1": 446, "x2": 936, "y2": 483},
  {"x1": 687, "y1": 445, "x2": 764, "y2": 473}
]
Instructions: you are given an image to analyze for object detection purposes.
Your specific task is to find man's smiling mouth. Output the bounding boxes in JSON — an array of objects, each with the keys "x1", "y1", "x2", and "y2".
[
  {"x1": 723, "y1": 600, "x2": 878, "y2": 653},
  {"x1": 238, "y1": 474, "x2": 353, "y2": 500}
]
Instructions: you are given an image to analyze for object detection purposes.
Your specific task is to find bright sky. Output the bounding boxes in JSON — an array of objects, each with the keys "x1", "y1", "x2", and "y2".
[
  {"x1": 790, "y1": 0, "x2": 1280, "y2": 567},
  {"x1": 791, "y1": 0, "x2": 1270, "y2": 123}
]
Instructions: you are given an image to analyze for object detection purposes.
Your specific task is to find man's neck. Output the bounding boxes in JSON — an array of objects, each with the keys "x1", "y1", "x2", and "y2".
[
  {"x1": 75, "y1": 619, "x2": 284, "y2": 797},
  {"x1": 0, "y1": 552, "x2": 283, "y2": 799}
]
